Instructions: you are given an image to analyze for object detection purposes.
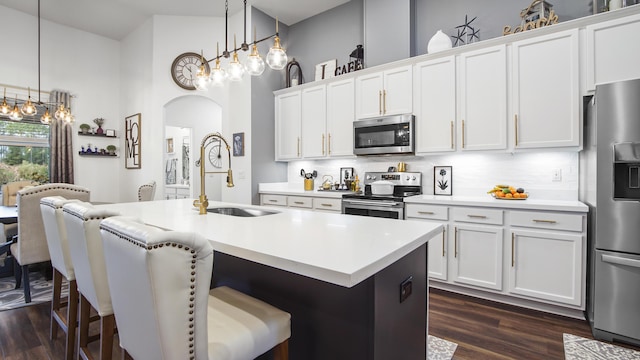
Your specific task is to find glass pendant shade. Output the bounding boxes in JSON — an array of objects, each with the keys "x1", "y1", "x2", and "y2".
[
  {"x1": 246, "y1": 44, "x2": 265, "y2": 76},
  {"x1": 21, "y1": 98, "x2": 37, "y2": 116},
  {"x1": 227, "y1": 52, "x2": 245, "y2": 81},
  {"x1": 9, "y1": 100, "x2": 23, "y2": 121},
  {"x1": 0, "y1": 98, "x2": 9, "y2": 115},
  {"x1": 40, "y1": 107, "x2": 52, "y2": 124},
  {"x1": 194, "y1": 64, "x2": 211, "y2": 91},
  {"x1": 266, "y1": 36, "x2": 287, "y2": 70},
  {"x1": 63, "y1": 108, "x2": 74, "y2": 124},
  {"x1": 54, "y1": 104, "x2": 67, "y2": 121},
  {"x1": 210, "y1": 67, "x2": 227, "y2": 87}
]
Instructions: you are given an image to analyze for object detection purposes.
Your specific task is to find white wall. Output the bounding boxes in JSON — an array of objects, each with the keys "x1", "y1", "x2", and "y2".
[{"x1": 0, "y1": 5, "x2": 121, "y2": 203}]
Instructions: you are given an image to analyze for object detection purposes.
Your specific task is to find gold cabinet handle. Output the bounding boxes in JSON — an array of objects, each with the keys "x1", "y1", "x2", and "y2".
[
  {"x1": 320, "y1": 203, "x2": 333, "y2": 207},
  {"x1": 418, "y1": 211, "x2": 435, "y2": 215},
  {"x1": 515, "y1": 114, "x2": 519, "y2": 147},
  {"x1": 467, "y1": 214, "x2": 487, "y2": 219},
  {"x1": 511, "y1": 233, "x2": 515, "y2": 267},
  {"x1": 462, "y1": 120, "x2": 465, "y2": 148},
  {"x1": 322, "y1": 133, "x2": 325, "y2": 155},
  {"x1": 328, "y1": 133, "x2": 331, "y2": 155},
  {"x1": 450, "y1": 121, "x2": 454, "y2": 149},
  {"x1": 379, "y1": 90, "x2": 382, "y2": 115},
  {"x1": 297, "y1": 137, "x2": 300, "y2": 157},
  {"x1": 454, "y1": 227, "x2": 458, "y2": 258},
  {"x1": 533, "y1": 219, "x2": 557, "y2": 224},
  {"x1": 294, "y1": 201, "x2": 304, "y2": 205},
  {"x1": 442, "y1": 228, "x2": 446, "y2": 257},
  {"x1": 268, "y1": 199, "x2": 278, "y2": 203},
  {"x1": 383, "y1": 90, "x2": 387, "y2": 114}
]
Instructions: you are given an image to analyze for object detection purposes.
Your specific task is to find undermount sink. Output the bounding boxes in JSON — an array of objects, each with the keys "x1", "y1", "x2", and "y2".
[{"x1": 206, "y1": 207, "x2": 279, "y2": 217}]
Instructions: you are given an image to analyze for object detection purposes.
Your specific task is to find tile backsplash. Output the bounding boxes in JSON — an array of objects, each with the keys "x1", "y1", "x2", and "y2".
[{"x1": 287, "y1": 152, "x2": 579, "y2": 200}]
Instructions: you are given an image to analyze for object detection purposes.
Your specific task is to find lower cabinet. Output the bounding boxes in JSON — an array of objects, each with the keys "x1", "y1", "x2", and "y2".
[
  {"x1": 406, "y1": 202, "x2": 586, "y2": 313},
  {"x1": 452, "y1": 224, "x2": 503, "y2": 291},
  {"x1": 260, "y1": 194, "x2": 342, "y2": 213}
]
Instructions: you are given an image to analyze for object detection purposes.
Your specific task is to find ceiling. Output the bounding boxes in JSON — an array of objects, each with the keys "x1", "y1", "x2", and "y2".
[{"x1": 0, "y1": 0, "x2": 351, "y2": 40}]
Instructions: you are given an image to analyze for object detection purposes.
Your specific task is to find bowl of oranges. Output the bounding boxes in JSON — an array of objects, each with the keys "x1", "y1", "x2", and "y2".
[{"x1": 487, "y1": 184, "x2": 528, "y2": 200}]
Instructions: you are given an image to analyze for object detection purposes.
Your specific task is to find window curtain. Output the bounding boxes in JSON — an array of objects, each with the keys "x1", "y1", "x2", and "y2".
[{"x1": 49, "y1": 90, "x2": 74, "y2": 184}]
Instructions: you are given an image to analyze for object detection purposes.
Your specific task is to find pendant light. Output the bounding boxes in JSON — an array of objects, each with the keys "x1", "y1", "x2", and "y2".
[
  {"x1": 194, "y1": 50, "x2": 212, "y2": 91},
  {"x1": 54, "y1": 104, "x2": 68, "y2": 121},
  {"x1": 245, "y1": 27, "x2": 265, "y2": 76},
  {"x1": 0, "y1": 88, "x2": 10, "y2": 115},
  {"x1": 227, "y1": 35, "x2": 245, "y2": 81},
  {"x1": 266, "y1": 18, "x2": 287, "y2": 70},
  {"x1": 9, "y1": 97, "x2": 23, "y2": 121},
  {"x1": 20, "y1": 87, "x2": 38, "y2": 116},
  {"x1": 40, "y1": 107, "x2": 52, "y2": 124},
  {"x1": 209, "y1": 42, "x2": 227, "y2": 87}
]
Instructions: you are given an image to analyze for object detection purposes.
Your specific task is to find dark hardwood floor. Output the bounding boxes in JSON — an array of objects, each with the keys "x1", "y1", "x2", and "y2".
[{"x1": 1, "y1": 287, "x2": 639, "y2": 359}]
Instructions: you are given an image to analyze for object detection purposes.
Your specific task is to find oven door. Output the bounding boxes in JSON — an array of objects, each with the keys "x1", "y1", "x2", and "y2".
[{"x1": 341, "y1": 199, "x2": 404, "y2": 220}]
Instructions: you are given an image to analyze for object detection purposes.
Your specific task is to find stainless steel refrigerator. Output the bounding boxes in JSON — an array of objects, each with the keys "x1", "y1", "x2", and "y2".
[{"x1": 582, "y1": 78, "x2": 640, "y2": 346}]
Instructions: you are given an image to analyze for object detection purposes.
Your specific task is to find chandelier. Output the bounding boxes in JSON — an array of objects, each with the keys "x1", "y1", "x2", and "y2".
[
  {"x1": 0, "y1": 0, "x2": 74, "y2": 124},
  {"x1": 193, "y1": 0, "x2": 288, "y2": 90}
]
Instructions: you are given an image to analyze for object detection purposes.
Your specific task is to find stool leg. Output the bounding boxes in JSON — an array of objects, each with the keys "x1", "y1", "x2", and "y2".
[
  {"x1": 22, "y1": 265, "x2": 31, "y2": 303},
  {"x1": 100, "y1": 314, "x2": 115, "y2": 360},
  {"x1": 121, "y1": 349, "x2": 133, "y2": 360},
  {"x1": 273, "y1": 339, "x2": 289, "y2": 360},
  {"x1": 65, "y1": 280, "x2": 78, "y2": 360},
  {"x1": 50, "y1": 269, "x2": 62, "y2": 340},
  {"x1": 78, "y1": 294, "x2": 90, "y2": 359},
  {"x1": 13, "y1": 259, "x2": 21, "y2": 289}
]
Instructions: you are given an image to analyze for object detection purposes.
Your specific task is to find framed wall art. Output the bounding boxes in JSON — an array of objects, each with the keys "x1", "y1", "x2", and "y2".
[
  {"x1": 233, "y1": 132, "x2": 244, "y2": 156},
  {"x1": 125, "y1": 113, "x2": 141, "y2": 169},
  {"x1": 434, "y1": 166, "x2": 452, "y2": 196},
  {"x1": 166, "y1": 138, "x2": 174, "y2": 154}
]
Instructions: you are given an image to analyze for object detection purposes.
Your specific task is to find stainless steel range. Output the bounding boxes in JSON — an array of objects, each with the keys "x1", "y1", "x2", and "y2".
[{"x1": 341, "y1": 172, "x2": 422, "y2": 219}]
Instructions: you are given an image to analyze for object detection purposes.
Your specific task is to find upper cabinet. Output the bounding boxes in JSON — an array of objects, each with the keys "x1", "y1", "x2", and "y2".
[
  {"x1": 458, "y1": 45, "x2": 508, "y2": 151},
  {"x1": 326, "y1": 78, "x2": 356, "y2": 158},
  {"x1": 275, "y1": 91, "x2": 301, "y2": 161},
  {"x1": 414, "y1": 56, "x2": 456, "y2": 153},
  {"x1": 585, "y1": 13, "x2": 640, "y2": 92},
  {"x1": 355, "y1": 65, "x2": 413, "y2": 119},
  {"x1": 512, "y1": 29, "x2": 580, "y2": 149},
  {"x1": 301, "y1": 85, "x2": 327, "y2": 159}
]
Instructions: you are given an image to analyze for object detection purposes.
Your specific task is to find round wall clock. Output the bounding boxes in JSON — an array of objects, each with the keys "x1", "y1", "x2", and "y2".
[
  {"x1": 171, "y1": 52, "x2": 210, "y2": 90},
  {"x1": 208, "y1": 143, "x2": 222, "y2": 168}
]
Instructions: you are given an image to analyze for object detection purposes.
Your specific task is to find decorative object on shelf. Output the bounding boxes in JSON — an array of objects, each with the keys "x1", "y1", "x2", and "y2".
[
  {"x1": 93, "y1": 118, "x2": 105, "y2": 134},
  {"x1": 335, "y1": 45, "x2": 364, "y2": 76},
  {"x1": 79, "y1": 123, "x2": 90, "y2": 134},
  {"x1": 452, "y1": 15, "x2": 479, "y2": 47},
  {"x1": 340, "y1": 167, "x2": 354, "y2": 190},
  {"x1": 503, "y1": 0, "x2": 558, "y2": 35},
  {"x1": 125, "y1": 113, "x2": 141, "y2": 169},
  {"x1": 106, "y1": 145, "x2": 116, "y2": 155},
  {"x1": 286, "y1": 58, "x2": 302, "y2": 87},
  {"x1": 1, "y1": 0, "x2": 75, "y2": 124},
  {"x1": 233, "y1": 132, "x2": 244, "y2": 156},
  {"x1": 434, "y1": 166, "x2": 452, "y2": 196},
  {"x1": 166, "y1": 138, "x2": 174, "y2": 154},
  {"x1": 175, "y1": 0, "x2": 287, "y2": 91},
  {"x1": 105, "y1": 129, "x2": 115, "y2": 137},
  {"x1": 427, "y1": 30, "x2": 453, "y2": 54},
  {"x1": 315, "y1": 59, "x2": 337, "y2": 81}
]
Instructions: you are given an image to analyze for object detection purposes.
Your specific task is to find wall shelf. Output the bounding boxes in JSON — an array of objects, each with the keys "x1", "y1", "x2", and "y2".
[
  {"x1": 78, "y1": 152, "x2": 117, "y2": 157},
  {"x1": 78, "y1": 132, "x2": 117, "y2": 138}
]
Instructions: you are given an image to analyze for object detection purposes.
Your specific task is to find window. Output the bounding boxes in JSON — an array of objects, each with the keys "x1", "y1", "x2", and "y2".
[{"x1": 0, "y1": 116, "x2": 50, "y2": 185}]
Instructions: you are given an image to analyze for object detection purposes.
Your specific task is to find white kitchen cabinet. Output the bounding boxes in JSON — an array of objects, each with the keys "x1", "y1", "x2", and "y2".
[
  {"x1": 509, "y1": 229, "x2": 583, "y2": 306},
  {"x1": 275, "y1": 91, "x2": 301, "y2": 160},
  {"x1": 260, "y1": 194, "x2": 287, "y2": 207},
  {"x1": 452, "y1": 224, "x2": 504, "y2": 291},
  {"x1": 414, "y1": 56, "x2": 456, "y2": 153},
  {"x1": 457, "y1": 45, "x2": 507, "y2": 151},
  {"x1": 287, "y1": 196, "x2": 313, "y2": 209},
  {"x1": 301, "y1": 85, "x2": 327, "y2": 159},
  {"x1": 326, "y1": 78, "x2": 355, "y2": 158},
  {"x1": 406, "y1": 204, "x2": 449, "y2": 281},
  {"x1": 512, "y1": 29, "x2": 580, "y2": 149},
  {"x1": 260, "y1": 193, "x2": 343, "y2": 213},
  {"x1": 312, "y1": 197, "x2": 342, "y2": 213},
  {"x1": 585, "y1": 13, "x2": 640, "y2": 92},
  {"x1": 165, "y1": 184, "x2": 190, "y2": 199},
  {"x1": 355, "y1": 65, "x2": 412, "y2": 119}
]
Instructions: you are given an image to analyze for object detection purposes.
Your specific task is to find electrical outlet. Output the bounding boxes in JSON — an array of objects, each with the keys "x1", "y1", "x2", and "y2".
[
  {"x1": 400, "y1": 276, "x2": 413, "y2": 303},
  {"x1": 552, "y1": 168, "x2": 562, "y2": 182}
]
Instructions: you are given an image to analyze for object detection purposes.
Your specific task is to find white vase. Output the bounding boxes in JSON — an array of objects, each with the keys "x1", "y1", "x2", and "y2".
[{"x1": 427, "y1": 30, "x2": 452, "y2": 54}]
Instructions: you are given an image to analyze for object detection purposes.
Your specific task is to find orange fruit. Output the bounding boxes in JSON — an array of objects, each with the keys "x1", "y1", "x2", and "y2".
[
  {"x1": 505, "y1": 193, "x2": 513, "y2": 198},
  {"x1": 521, "y1": 193, "x2": 528, "y2": 199},
  {"x1": 513, "y1": 193, "x2": 520, "y2": 199}
]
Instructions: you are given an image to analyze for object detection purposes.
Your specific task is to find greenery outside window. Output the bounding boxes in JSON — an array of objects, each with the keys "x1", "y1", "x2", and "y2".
[{"x1": 0, "y1": 118, "x2": 50, "y2": 185}]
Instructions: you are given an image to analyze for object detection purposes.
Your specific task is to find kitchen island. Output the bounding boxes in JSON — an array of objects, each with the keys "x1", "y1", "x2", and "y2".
[{"x1": 97, "y1": 198, "x2": 442, "y2": 359}]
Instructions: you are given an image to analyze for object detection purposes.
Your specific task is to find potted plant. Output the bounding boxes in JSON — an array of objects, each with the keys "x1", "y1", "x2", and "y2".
[
  {"x1": 93, "y1": 118, "x2": 105, "y2": 134},
  {"x1": 106, "y1": 145, "x2": 116, "y2": 155},
  {"x1": 79, "y1": 123, "x2": 91, "y2": 134}
]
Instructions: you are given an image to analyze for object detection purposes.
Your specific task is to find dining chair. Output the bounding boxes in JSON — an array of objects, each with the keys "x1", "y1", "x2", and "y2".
[
  {"x1": 40, "y1": 196, "x2": 83, "y2": 360},
  {"x1": 11, "y1": 183, "x2": 90, "y2": 303},
  {"x1": 100, "y1": 216, "x2": 291, "y2": 360},
  {"x1": 0, "y1": 180, "x2": 35, "y2": 242},
  {"x1": 137, "y1": 180, "x2": 156, "y2": 201},
  {"x1": 63, "y1": 201, "x2": 120, "y2": 360}
]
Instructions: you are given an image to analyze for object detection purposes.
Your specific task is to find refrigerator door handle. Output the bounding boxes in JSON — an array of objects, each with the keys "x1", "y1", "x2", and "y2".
[{"x1": 602, "y1": 254, "x2": 640, "y2": 268}]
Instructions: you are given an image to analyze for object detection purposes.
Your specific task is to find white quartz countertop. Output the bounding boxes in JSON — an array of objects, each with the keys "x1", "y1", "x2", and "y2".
[
  {"x1": 405, "y1": 195, "x2": 588, "y2": 213},
  {"x1": 259, "y1": 182, "x2": 359, "y2": 199},
  {"x1": 96, "y1": 199, "x2": 441, "y2": 288}
]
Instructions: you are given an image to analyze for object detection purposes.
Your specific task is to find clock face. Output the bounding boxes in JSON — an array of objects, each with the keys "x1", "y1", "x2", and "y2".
[
  {"x1": 208, "y1": 143, "x2": 222, "y2": 168},
  {"x1": 171, "y1": 52, "x2": 210, "y2": 90}
]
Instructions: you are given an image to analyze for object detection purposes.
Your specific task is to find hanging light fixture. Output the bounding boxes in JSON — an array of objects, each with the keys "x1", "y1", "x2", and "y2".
[
  {"x1": 194, "y1": 50, "x2": 212, "y2": 91},
  {"x1": 40, "y1": 106, "x2": 52, "y2": 124},
  {"x1": 192, "y1": 0, "x2": 287, "y2": 90},
  {"x1": 1, "y1": 88, "x2": 11, "y2": 115},
  {"x1": 9, "y1": 97, "x2": 24, "y2": 121},
  {"x1": 20, "y1": 87, "x2": 38, "y2": 116}
]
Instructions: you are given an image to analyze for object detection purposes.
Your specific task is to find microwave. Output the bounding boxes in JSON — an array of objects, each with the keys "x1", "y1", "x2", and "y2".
[{"x1": 353, "y1": 114, "x2": 415, "y2": 155}]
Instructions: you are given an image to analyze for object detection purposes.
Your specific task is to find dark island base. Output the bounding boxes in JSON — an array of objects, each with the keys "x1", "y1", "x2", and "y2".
[{"x1": 212, "y1": 243, "x2": 427, "y2": 360}]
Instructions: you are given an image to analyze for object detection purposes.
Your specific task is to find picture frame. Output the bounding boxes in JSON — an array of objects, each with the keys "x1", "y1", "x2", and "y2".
[
  {"x1": 434, "y1": 166, "x2": 452, "y2": 196},
  {"x1": 233, "y1": 132, "x2": 244, "y2": 156},
  {"x1": 105, "y1": 129, "x2": 115, "y2": 137},
  {"x1": 315, "y1": 59, "x2": 337, "y2": 81},
  {"x1": 166, "y1": 138, "x2": 174, "y2": 154},
  {"x1": 125, "y1": 113, "x2": 141, "y2": 169},
  {"x1": 340, "y1": 167, "x2": 354, "y2": 185}
]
